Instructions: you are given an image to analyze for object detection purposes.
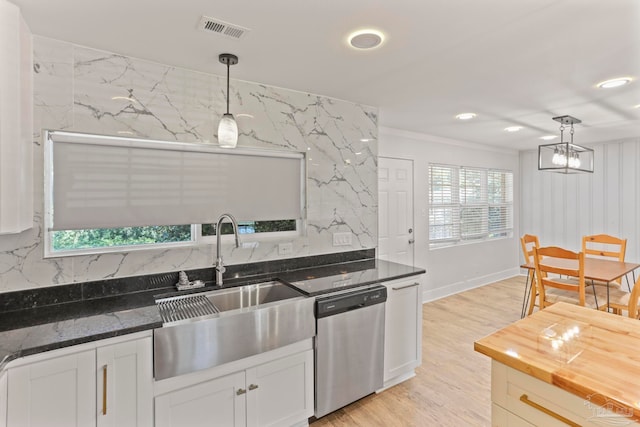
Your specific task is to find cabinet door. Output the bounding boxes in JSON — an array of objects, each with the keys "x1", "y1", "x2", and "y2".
[
  {"x1": 155, "y1": 371, "x2": 246, "y2": 427},
  {"x1": 384, "y1": 277, "x2": 423, "y2": 383},
  {"x1": 7, "y1": 350, "x2": 96, "y2": 427},
  {"x1": 0, "y1": 370, "x2": 7, "y2": 427},
  {"x1": 246, "y1": 349, "x2": 314, "y2": 427},
  {"x1": 96, "y1": 337, "x2": 153, "y2": 427}
]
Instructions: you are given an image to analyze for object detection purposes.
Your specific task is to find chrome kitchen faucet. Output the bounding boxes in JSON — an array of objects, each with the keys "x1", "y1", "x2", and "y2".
[{"x1": 215, "y1": 213, "x2": 240, "y2": 287}]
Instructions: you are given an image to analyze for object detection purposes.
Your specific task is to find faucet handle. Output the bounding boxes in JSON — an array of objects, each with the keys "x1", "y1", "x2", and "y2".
[{"x1": 217, "y1": 264, "x2": 226, "y2": 274}]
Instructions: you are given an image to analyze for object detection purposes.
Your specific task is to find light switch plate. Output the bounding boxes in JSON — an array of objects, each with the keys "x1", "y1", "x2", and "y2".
[
  {"x1": 278, "y1": 242, "x2": 293, "y2": 255},
  {"x1": 332, "y1": 232, "x2": 352, "y2": 246}
]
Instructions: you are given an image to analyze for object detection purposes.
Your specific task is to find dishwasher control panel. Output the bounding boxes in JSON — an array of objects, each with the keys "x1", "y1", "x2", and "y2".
[{"x1": 315, "y1": 285, "x2": 387, "y2": 318}]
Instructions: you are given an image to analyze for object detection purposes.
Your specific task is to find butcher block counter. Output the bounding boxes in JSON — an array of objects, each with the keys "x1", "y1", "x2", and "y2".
[{"x1": 475, "y1": 302, "x2": 640, "y2": 426}]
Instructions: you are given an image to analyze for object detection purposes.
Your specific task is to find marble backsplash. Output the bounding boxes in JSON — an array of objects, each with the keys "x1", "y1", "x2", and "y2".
[{"x1": 0, "y1": 36, "x2": 378, "y2": 293}]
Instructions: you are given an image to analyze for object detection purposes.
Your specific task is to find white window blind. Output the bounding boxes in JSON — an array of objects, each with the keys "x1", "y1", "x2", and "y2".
[
  {"x1": 46, "y1": 131, "x2": 305, "y2": 231},
  {"x1": 429, "y1": 163, "x2": 513, "y2": 247},
  {"x1": 487, "y1": 170, "x2": 513, "y2": 238},
  {"x1": 428, "y1": 165, "x2": 459, "y2": 242}
]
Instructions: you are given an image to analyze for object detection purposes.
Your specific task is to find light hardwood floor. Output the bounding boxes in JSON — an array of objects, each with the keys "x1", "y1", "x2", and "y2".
[{"x1": 311, "y1": 275, "x2": 527, "y2": 427}]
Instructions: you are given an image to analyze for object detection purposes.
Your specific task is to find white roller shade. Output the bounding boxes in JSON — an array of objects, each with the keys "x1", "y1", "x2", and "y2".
[{"x1": 46, "y1": 131, "x2": 305, "y2": 230}]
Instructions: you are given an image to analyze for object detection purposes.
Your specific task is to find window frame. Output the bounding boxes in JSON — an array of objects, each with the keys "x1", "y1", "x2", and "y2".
[
  {"x1": 428, "y1": 163, "x2": 513, "y2": 249},
  {"x1": 44, "y1": 221, "x2": 305, "y2": 258},
  {"x1": 43, "y1": 130, "x2": 307, "y2": 258}
]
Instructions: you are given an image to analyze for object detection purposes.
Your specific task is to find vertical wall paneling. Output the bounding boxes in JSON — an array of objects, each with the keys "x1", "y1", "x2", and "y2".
[
  {"x1": 592, "y1": 145, "x2": 606, "y2": 233},
  {"x1": 605, "y1": 143, "x2": 621, "y2": 233},
  {"x1": 621, "y1": 141, "x2": 637, "y2": 257},
  {"x1": 577, "y1": 168, "x2": 592, "y2": 238},
  {"x1": 565, "y1": 174, "x2": 578, "y2": 249},
  {"x1": 519, "y1": 137, "x2": 640, "y2": 263}
]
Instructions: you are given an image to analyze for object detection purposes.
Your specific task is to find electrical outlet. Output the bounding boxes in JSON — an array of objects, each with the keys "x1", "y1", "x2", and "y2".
[
  {"x1": 278, "y1": 242, "x2": 293, "y2": 256},
  {"x1": 332, "y1": 232, "x2": 352, "y2": 246}
]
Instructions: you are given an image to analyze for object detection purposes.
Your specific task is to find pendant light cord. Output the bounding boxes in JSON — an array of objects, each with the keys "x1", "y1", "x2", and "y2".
[{"x1": 226, "y1": 61, "x2": 230, "y2": 114}]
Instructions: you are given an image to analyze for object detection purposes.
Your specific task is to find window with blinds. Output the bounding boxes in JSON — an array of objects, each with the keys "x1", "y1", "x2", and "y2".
[
  {"x1": 429, "y1": 163, "x2": 513, "y2": 248},
  {"x1": 44, "y1": 130, "x2": 306, "y2": 256}
]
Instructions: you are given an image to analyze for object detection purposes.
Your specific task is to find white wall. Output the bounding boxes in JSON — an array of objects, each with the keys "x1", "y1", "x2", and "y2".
[
  {"x1": 379, "y1": 127, "x2": 521, "y2": 302},
  {"x1": 520, "y1": 137, "x2": 640, "y2": 261}
]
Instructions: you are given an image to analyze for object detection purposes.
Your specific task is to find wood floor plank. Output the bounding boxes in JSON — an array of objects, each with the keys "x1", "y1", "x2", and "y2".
[{"x1": 311, "y1": 275, "x2": 526, "y2": 427}]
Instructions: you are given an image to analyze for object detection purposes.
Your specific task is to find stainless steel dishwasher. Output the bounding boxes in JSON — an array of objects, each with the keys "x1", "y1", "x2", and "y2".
[{"x1": 314, "y1": 285, "x2": 387, "y2": 418}]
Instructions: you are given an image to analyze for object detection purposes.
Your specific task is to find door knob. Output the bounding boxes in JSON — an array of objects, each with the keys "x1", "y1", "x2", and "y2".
[{"x1": 408, "y1": 239, "x2": 415, "y2": 244}]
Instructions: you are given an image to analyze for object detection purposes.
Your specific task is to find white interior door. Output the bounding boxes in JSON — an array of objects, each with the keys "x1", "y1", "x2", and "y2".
[{"x1": 378, "y1": 157, "x2": 414, "y2": 266}]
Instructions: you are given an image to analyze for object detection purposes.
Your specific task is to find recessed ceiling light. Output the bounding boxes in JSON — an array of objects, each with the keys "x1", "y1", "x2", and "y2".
[
  {"x1": 539, "y1": 135, "x2": 557, "y2": 141},
  {"x1": 455, "y1": 113, "x2": 476, "y2": 120},
  {"x1": 360, "y1": 138, "x2": 372, "y2": 142},
  {"x1": 634, "y1": 104, "x2": 640, "y2": 109},
  {"x1": 504, "y1": 126, "x2": 523, "y2": 132},
  {"x1": 596, "y1": 77, "x2": 632, "y2": 89},
  {"x1": 348, "y1": 29, "x2": 385, "y2": 50}
]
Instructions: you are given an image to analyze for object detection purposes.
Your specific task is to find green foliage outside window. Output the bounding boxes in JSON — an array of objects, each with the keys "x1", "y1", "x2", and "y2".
[
  {"x1": 51, "y1": 220, "x2": 297, "y2": 252},
  {"x1": 52, "y1": 225, "x2": 192, "y2": 250}
]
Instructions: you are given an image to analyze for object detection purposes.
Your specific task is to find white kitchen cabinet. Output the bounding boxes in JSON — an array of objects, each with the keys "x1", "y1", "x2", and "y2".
[
  {"x1": 96, "y1": 337, "x2": 153, "y2": 427},
  {"x1": 0, "y1": 0, "x2": 33, "y2": 234},
  {"x1": 246, "y1": 349, "x2": 313, "y2": 427},
  {"x1": 492, "y1": 360, "x2": 640, "y2": 427},
  {"x1": 7, "y1": 349, "x2": 96, "y2": 427},
  {"x1": 155, "y1": 371, "x2": 246, "y2": 427},
  {"x1": 155, "y1": 349, "x2": 314, "y2": 427},
  {"x1": 381, "y1": 275, "x2": 423, "y2": 388},
  {"x1": 0, "y1": 369, "x2": 8, "y2": 427},
  {"x1": 5, "y1": 332, "x2": 153, "y2": 427}
]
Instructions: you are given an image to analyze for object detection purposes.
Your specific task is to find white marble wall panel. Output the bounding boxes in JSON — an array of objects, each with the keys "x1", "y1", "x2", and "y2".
[{"x1": 0, "y1": 36, "x2": 378, "y2": 292}]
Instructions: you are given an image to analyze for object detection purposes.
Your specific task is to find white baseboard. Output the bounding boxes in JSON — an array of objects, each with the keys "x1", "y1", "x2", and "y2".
[
  {"x1": 376, "y1": 371, "x2": 416, "y2": 393},
  {"x1": 422, "y1": 267, "x2": 520, "y2": 303}
]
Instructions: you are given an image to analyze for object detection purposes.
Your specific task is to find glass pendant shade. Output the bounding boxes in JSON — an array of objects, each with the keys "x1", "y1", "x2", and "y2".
[
  {"x1": 217, "y1": 53, "x2": 239, "y2": 148},
  {"x1": 218, "y1": 113, "x2": 238, "y2": 148}
]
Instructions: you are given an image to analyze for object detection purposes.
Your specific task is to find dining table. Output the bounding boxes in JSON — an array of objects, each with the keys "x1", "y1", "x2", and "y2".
[{"x1": 520, "y1": 257, "x2": 640, "y2": 317}]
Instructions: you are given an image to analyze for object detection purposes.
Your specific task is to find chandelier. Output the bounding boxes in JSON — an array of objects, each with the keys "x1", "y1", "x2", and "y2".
[{"x1": 538, "y1": 115, "x2": 594, "y2": 173}]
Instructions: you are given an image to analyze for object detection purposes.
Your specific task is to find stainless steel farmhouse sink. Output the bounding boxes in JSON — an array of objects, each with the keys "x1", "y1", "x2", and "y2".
[
  {"x1": 153, "y1": 280, "x2": 314, "y2": 380},
  {"x1": 206, "y1": 280, "x2": 304, "y2": 312}
]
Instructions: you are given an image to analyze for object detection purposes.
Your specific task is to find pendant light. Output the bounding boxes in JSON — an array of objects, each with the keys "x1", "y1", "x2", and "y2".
[
  {"x1": 217, "y1": 53, "x2": 239, "y2": 148},
  {"x1": 538, "y1": 115, "x2": 594, "y2": 174}
]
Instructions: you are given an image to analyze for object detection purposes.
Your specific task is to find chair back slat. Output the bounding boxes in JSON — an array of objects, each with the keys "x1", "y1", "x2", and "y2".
[
  {"x1": 582, "y1": 234, "x2": 626, "y2": 262},
  {"x1": 520, "y1": 234, "x2": 540, "y2": 263},
  {"x1": 533, "y1": 246, "x2": 586, "y2": 307}
]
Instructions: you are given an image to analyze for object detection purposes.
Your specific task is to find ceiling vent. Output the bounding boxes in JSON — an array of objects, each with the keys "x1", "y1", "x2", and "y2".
[{"x1": 198, "y1": 16, "x2": 250, "y2": 40}]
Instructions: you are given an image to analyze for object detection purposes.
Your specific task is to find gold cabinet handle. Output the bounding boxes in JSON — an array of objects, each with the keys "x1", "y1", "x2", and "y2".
[
  {"x1": 102, "y1": 365, "x2": 108, "y2": 415},
  {"x1": 519, "y1": 394, "x2": 580, "y2": 427},
  {"x1": 248, "y1": 384, "x2": 259, "y2": 391},
  {"x1": 236, "y1": 388, "x2": 246, "y2": 395}
]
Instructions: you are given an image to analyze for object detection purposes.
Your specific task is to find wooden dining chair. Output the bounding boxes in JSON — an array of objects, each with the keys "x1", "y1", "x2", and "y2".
[
  {"x1": 534, "y1": 246, "x2": 589, "y2": 308},
  {"x1": 582, "y1": 234, "x2": 628, "y2": 288},
  {"x1": 605, "y1": 276, "x2": 640, "y2": 319},
  {"x1": 534, "y1": 246, "x2": 630, "y2": 311},
  {"x1": 520, "y1": 234, "x2": 540, "y2": 316}
]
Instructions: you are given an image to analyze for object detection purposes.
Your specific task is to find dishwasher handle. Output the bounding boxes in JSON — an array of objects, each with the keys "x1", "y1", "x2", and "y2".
[{"x1": 316, "y1": 285, "x2": 387, "y2": 318}]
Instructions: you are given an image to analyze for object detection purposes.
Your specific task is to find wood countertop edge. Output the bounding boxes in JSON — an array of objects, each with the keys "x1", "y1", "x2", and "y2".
[
  {"x1": 551, "y1": 373, "x2": 640, "y2": 422},
  {"x1": 474, "y1": 302, "x2": 640, "y2": 423}
]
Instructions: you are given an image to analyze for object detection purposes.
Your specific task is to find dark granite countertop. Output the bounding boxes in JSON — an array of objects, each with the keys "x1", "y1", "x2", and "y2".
[
  {"x1": 0, "y1": 256, "x2": 424, "y2": 372},
  {"x1": 279, "y1": 259, "x2": 426, "y2": 296}
]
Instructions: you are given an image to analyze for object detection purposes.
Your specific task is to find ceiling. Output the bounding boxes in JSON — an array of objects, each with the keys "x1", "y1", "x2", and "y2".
[{"x1": 11, "y1": 0, "x2": 640, "y2": 151}]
